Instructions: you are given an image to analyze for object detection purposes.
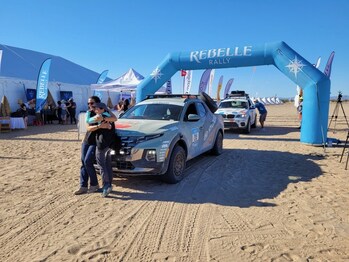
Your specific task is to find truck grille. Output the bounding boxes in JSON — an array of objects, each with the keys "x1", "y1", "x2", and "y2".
[
  {"x1": 115, "y1": 161, "x2": 135, "y2": 170},
  {"x1": 221, "y1": 114, "x2": 235, "y2": 119}
]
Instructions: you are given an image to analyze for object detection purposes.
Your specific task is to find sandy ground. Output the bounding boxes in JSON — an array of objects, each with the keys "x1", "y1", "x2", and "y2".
[{"x1": 0, "y1": 102, "x2": 349, "y2": 262}]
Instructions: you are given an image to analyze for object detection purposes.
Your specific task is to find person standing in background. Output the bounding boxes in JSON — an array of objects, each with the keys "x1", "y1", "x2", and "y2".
[
  {"x1": 114, "y1": 99, "x2": 124, "y2": 113},
  {"x1": 19, "y1": 103, "x2": 28, "y2": 128},
  {"x1": 297, "y1": 96, "x2": 303, "y2": 129},
  {"x1": 123, "y1": 98, "x2": 130, "y2": 112},
  {"x1": 57, "y1": 101, "x2": 63, "y2": 124},
  {"x1": 68, "y1": 98, "x2": 77, "y2": 124},
  {"x1": 253, "y1": 99, "x2": 268, "y2": 128},
  {"x1": 61, "y1": 100, "x2": 68, "y2": 125}
]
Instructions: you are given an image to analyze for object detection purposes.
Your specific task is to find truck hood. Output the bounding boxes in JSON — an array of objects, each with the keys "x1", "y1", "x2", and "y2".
[{"x1": 115, "y1": 119, "x2": 179, "y2": 136}]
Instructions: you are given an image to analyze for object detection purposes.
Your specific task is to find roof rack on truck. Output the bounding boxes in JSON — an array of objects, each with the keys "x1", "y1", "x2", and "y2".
[
  {"x1": 229, "y1": 90, "x2": 249, "y2": 98},
  {"x1": 145, "y1": 94, "x2": 200, "y2": 100}
]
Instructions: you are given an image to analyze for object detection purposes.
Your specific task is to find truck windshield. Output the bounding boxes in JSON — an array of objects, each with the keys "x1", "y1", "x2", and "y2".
[
  {"x1": 219, "y1": 101, "x2": 248, "y2": 109},
  {"x1": 121, "y1": 104, "x2": 183, "y2": 121}
]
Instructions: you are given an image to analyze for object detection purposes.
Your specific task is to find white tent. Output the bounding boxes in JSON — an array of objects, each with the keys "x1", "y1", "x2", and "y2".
[
  {"x1": 0, "y1": 44, "x2": 106, "y2": 113},
  {"x1": 275, "y1": 97, "x2": 283, "y2": 104},
  {"x1": 253, "y1": 96, "x2": 283, "y2": 105},
  {"x1": 90, "y1": 68, "x2": 144, "y2": 93},
  {"x1": 266, "y1": 97, "x2": 275, "y2": 104},
  {"x1": 261, "y1": 97, "x2": 269, "y2": 105}
]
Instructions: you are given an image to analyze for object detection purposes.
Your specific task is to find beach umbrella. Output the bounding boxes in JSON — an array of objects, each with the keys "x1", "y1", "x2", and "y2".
[
  {"x1": 0, "y1": 95, "x2": 11, "y2": 117},
  {"x1": 46, "y1": 89, "x2": 57, "y2": 108},
  {"x1": 107, "y1": 96, "x2": 113, "y2": 109}
]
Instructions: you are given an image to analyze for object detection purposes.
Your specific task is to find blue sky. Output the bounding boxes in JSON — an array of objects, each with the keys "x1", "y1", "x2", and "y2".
[{"x1": 1, "y1": 0, "x2": 348, "y2": 98}]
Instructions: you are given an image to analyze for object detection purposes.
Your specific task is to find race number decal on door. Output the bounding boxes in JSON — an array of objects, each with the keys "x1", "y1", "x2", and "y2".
[{"x1": 192, "y1": 128, "x2": 199, "y2": 146}]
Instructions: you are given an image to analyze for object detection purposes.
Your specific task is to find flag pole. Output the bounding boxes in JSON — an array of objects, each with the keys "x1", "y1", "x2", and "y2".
[
  {"x1": 182, "y1": 76, "x2": 185, "y2": 94},
  {"x1": 181, "y1": 70, "x2": 187, "y2": 94}
]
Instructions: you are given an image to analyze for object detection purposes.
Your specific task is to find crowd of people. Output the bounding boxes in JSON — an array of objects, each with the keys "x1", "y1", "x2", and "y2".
[
  {"x1": 55, "y1": 98, "x2": 77, "y2": 125},
  {"x1": 12, "y1": 96, "x2": 134, "y2": 128},
  {"x1": 13, "y1": 97, "x2": 78, "y2": 126},
  {"x1": 113, "y1": 97, "x2": 133, "y2": 114}
]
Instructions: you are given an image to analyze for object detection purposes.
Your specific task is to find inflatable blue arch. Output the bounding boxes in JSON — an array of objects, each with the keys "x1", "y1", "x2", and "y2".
[{"x1": 136, "y1": 41, "x2": 331, "y2": 145}]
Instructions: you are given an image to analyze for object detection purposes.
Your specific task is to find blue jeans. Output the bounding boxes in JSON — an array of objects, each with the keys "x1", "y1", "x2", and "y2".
[
  {"x1": 96, "y1": 147, "x2": 113, "y2": 187},
  {"x1": 80, "y1": 142, "x2": 98, "y2": 187}
]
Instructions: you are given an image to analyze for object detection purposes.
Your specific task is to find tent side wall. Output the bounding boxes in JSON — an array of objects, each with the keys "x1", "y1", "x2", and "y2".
[{"x1": 0, "y1": 77, "x2": 90, "y2": 114}]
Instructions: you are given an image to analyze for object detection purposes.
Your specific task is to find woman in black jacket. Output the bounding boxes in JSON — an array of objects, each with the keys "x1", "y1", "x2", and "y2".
[{"x1": 93, "y1": 102, "x2": 117, "y2": 197}]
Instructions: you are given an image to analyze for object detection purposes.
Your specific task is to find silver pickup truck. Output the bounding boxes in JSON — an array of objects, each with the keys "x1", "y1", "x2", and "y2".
[{"x1": 110, "y1": 93, "x2": 224, "y2": 183}]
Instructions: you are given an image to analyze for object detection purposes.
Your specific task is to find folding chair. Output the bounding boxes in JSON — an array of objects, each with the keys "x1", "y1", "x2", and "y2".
[{"x1": 0, "y1": 117, "x2": 11, "y2": 132}]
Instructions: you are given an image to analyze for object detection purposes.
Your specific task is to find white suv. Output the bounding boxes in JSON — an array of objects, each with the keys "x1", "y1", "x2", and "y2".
[{"x1": 215, "y1": 91, "x2": 257, "y2": 133}]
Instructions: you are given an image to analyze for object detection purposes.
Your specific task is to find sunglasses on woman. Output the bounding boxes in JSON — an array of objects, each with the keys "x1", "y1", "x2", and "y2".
[{"x1": 87, "y1": 102, "x2": 95, "y2": 105}]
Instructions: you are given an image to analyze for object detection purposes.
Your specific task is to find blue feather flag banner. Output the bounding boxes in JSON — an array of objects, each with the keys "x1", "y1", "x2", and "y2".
[
  {"x1": 96, "y1": 70, "x2": 109, "y2": 84},
  {"x1": 323, "y1": 52, "x2": 335, "y2": 78},
  {"x1": 198, "y1": 69, "x2": 212, "y2": 93},
  {"x1": 224, "y1": 78, "x2": 234, "y2": 98},
  {"x1": 35, "y1": 58, "x2": 52, "y2": 112}
]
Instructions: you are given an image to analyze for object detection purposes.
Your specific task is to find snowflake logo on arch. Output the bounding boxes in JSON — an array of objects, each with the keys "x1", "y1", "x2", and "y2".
[
  {"x1": 286, "y1": 56, "x2": 306, "y2": 78},
  {"x1": 150, "y1": 67, "x2": 163, "y2": 83}
]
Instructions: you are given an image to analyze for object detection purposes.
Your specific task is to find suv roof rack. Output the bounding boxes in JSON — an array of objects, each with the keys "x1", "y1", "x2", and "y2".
[
  {"x1": 229, "y1": 90, "x2": 249, "y2": 98},
  {"x1": 145, "y1": 94, "x2": 200, "y2": 100}
]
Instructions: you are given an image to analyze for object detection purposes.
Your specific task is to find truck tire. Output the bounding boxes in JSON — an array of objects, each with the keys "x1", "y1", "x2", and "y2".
[
  {"x1": 162, "y1": 145, "x2": 186, "y2": 184},
  {"x1": 211, "y1": 131, "x2": 223, "y2": 155},
  {"x1": 251, "y1": 115, "x2": 257, "y2": 128},
  {"x1": 243, "y1": 119, "x2": 251, "y2": 134}
]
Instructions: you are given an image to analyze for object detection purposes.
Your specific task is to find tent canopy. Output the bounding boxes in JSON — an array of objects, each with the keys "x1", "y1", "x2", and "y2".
[
  {"x1": 91, "y1": 68, "x2": 144, "y2": 92},
  {"x1": 0, "y1": 43, "x2": 112, "y2": 85}
]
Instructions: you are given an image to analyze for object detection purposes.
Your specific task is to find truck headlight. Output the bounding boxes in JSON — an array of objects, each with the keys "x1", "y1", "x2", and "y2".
[
  {"x1": 145, "y1": 149, "x2": 157, "y2": 161},
  {"x1": 236, "y1": 114, "x2": 246, "y2": 118}
]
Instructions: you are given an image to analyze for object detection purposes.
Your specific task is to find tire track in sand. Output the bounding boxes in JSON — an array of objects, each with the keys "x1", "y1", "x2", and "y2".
[
  {"x1": 2, "y1": 191, "x2": 90, "y2": 261},
  {"x1": 77, "y1": 201, "x2": 156, "y2": 261},
  {"x1": 149, "y1": 154, "x2": 222, "y2": 261},
  {"x1": 78, "y1": 154, "x2": 221, "y2": 261}
]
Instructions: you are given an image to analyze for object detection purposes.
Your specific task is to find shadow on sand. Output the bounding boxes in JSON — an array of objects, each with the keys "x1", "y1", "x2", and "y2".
[
  {"x1": 223, "y1": 126, "x2": 301, "y2": 142},
  {"x1": 108, "y1": 149, "x2": 324, "y2": 208},
  {"x1": 0, "y1": 124, "x2": 79, "y2": 142},
  {"x1": 226, "y1": 125, "x2": 299, "y2": 136}
]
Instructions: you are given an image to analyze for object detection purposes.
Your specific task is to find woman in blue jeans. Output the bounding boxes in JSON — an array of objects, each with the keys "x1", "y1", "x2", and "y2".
[
  {"x1": 74, "y1": 96, "x2": 117, "y2": 195},
  {"x1": 93, "y1": 102, "x2": 116, "y2": 197}
]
